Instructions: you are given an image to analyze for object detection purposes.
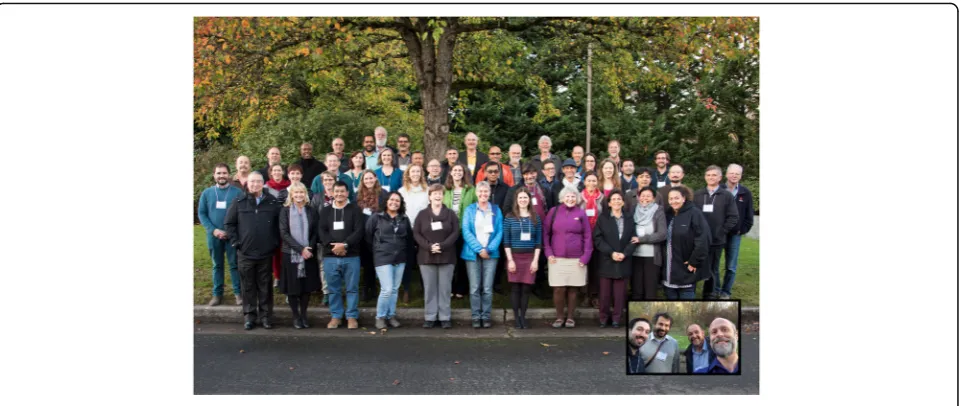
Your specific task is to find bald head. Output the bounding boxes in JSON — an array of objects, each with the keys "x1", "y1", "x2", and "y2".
[
  {"x1": 708, "y1": 318, "x2": 738, "y2": 358},
  {"x1": 668, "y1": 164, "x2": 684, "y2": 184}
]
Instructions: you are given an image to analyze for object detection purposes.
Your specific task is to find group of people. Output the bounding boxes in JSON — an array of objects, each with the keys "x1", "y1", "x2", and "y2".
[
  {"x1": 627, "y1": 314, "x2": 740, "y2": 374},
  {"x1": 197, "y1": 127, "x2": 755, "y2": 330}
]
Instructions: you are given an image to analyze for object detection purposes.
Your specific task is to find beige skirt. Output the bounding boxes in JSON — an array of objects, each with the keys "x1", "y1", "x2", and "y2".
[{"x1": 549, "y1": 257, "x2": 587, "y2": 287}]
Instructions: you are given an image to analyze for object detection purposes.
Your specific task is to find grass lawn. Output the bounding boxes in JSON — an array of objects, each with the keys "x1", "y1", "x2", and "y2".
[{"x1": 194, "y1": 225, "x2": 759, "y2": 307}]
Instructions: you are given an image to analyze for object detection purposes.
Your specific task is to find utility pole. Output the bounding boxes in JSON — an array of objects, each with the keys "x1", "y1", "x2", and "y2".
[{"x1": 586, "y1": 42, "x2": 593, "y2": 154}]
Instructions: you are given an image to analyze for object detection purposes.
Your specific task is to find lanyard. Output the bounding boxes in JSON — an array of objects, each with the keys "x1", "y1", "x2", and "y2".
[
  {"x1": 214, "y1": 186, "x2": 228, "y2": 202},
  {"x1": 629, "y1": 352, "x2": 642, "y2": 374},
  {"x1": 333, "y1": 205, "x2": 344, "y2": 223},
  {"x1": 704, "y1": 192, "x2": 718, "y2": 206}
]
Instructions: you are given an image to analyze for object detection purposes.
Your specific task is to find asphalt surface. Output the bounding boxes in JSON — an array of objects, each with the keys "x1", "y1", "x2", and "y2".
[{"x1": 194, "y1": 324, "x2": 759, "y2": 395}]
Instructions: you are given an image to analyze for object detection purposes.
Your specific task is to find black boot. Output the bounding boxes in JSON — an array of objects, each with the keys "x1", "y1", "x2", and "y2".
[{"x1": 513, "y1": 309, "x2": 522, "y2": 329}]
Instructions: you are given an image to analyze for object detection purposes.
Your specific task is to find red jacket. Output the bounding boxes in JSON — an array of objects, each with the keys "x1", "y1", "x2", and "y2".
[{"x1": 474, "y1": 162, "x2": 515, "y2": 187}]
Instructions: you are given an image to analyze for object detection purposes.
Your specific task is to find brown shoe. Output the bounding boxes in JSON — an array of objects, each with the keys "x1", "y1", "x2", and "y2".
[
  {"x1": 327, "y1": 318, "x2": 342, "y2": 329},
  {"x1": 208, "y1": 296, "x2": 223, "y2": 306},
  {"x1": 347, "y1": 318, "x2": 359, "y2": 329}
]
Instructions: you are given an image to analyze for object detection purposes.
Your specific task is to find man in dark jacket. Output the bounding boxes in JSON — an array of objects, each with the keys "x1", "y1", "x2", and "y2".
[
  {"x1": 256, "y1": 147, "x2": 286, "y2": 181},
  {"x1": 656, "y1": 164, "x2": 686, "y2": 211},
  {"x1": 224, "y1": 171, "x2": 284, "y2": 330},
  {"x1": 318, "y1": 181, "x2": 365, "y2": 330},
  {"x1": 295, "y1": 142, "x2": 326, "y2": 188},
  {"x1": 693, "y1": 166, "x2": 740, "y2": 300},
  {"x1": 684, "y1": 323, "x2": 717, "y2": 373},
  {"x1": 481, "y1": 161, "x2": 510, "y2": 208},
  {"x1": 457, "y1": 132, "x2": 489, "y2": 178},
  {"x1": 719, "y1": 164, "x2": 754, "y2": 299}
]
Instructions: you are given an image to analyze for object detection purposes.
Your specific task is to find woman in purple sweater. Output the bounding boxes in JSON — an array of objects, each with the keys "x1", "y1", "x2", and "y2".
[{"x1": 543, "y1": 186, "x2": 594, "y2": 328}]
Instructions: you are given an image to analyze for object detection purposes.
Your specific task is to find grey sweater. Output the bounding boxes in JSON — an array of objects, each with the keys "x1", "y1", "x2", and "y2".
[{"x1": 638, "y1": 335, "x2": 682, "y2": 373}]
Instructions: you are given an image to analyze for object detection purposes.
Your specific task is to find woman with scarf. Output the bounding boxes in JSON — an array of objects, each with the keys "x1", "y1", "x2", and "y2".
[
  {"x1": 264, "y1": 163, "x2": 291, "y2": 286},
  {"x1": 543, "y1": 186, "x2": 592, "y2": 328},
  {"x1": 356, "y1": 169, "x2": 388, "y2": 302},
  {"x1": 399, "y1": 164, "x2": 430, "y2": 304},
  {"x1": 338, "y1": 151, "x2": 367, "y2": 196},
  {"x1": 579, "y1": 172, "x2": 604, "y2": 308},
  {"x1": 443, "y1": 163, "x2": 477, "y2": 299},
  {"x1": 278, "y1": 182, "x2": 321, "y2": 329},
  {"x1": 592, "y1": 190, "x2": 636, "y2": 328},
  {"x1": 502, "y1": 187, "x2": 542, "y2": 329},
  {"x1": 630, "y1": 187, "x2": 667, "y2": 300},
  {"x1": 662, "y1": 186, "x2": 711, "y2": 299},
  {"x1": 366, "y1": 192, "x2": 413, "y2": 329}
]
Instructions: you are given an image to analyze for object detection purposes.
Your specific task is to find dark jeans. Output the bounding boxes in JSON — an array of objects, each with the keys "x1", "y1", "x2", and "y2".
[
  {"x1": 664, "y1": 285, "x2": 695, "y2": 299},
  {"x1": 238, "y1": 254, "x2": 274, "y2": 323},
  {"x1": 701, "y1": 246, "x2": 723, "y2": 299},
  {"x1": 630, "y1": 256, "x2": 660, "y2": 300},
  {"x1": 452, "y1": 238, "x2": 469, "y2": 296},
  {"x1": 721, "y1": 233, "x2": 742, "y2": 296},
  {"x1": 361, "y1": 242, "x2": 377, "y2": 297}
]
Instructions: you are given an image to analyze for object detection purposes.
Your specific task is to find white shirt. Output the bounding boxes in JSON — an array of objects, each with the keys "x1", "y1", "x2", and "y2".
[{"x1": 399, "y1": 185, "x2": 429, "y2": 227}]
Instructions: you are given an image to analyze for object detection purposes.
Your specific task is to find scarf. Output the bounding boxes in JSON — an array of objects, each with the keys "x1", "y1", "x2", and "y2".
[
  {"x1": 267, "y1": 178, "x2": 291, "y2": 191},
  {"x1": 288, "y1": 205, "x2": 309, "y2": 278},
  {"x1": 634, "y1": 201, "x2": 658, "y2": 227},
  {"x1": 582, "y1": 188, "x2": 601, "y2": 229}
]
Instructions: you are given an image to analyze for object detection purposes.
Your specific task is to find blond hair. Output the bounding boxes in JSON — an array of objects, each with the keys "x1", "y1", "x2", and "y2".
[{"x1": 284, "y1": 182, "x2": 309, "y2": 207}]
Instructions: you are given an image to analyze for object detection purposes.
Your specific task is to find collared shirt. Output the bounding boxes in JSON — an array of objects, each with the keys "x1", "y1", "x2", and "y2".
[
  {"x1": 725, "y1": 183, "x2": 739, "y2": 197},
  {"x1": 695, "y1": 357, "x2": 739, "y2": 374},
  {"x1": 639, "y1": 334, "x2": 680, "y2": 373},
  {"x1": 364, "y1": 152, "x2": 381, "y2": 171},
  {"x1": 255, "y1": 194, "x2": 263, "y2": 205},
  {"x1": 690, "y1": 340, "x2": 711, "y2": 372}
]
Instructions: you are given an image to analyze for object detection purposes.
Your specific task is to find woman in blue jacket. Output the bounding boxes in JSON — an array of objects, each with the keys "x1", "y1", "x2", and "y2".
[
  {"x1": 460, "y1": 181, "x2": 504, "y2": 329},
  {"x1": 374, "y1": 149, "x2": 404, "y2": 193}
]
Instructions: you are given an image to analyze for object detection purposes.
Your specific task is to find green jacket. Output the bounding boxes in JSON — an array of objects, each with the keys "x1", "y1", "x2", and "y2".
[{"x1": 443, "y1": 185, "x2": 477, "y2": 219}]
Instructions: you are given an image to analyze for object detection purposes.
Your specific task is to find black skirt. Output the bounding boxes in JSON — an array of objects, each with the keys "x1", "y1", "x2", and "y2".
[{"x1": 280, "y1": 252, "x2": 322, "y2": 295}]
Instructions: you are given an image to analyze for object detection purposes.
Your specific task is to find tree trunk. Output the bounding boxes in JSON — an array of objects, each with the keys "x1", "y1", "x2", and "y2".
[{"x1": 397, "y1": 18, "x2": 456, "y2": 162}]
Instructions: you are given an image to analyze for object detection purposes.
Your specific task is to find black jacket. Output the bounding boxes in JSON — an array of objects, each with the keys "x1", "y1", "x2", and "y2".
[
  {"x1": 457, "y1": 150, "x2": 489, "y2": 178},
  {"x1": 592, "y1": 212, "x2": 638, "y2": 279},
  {"x1": 684, "y1": 342, "x2": 717, "y2": 374},
  {"x1": 278, "y1": 205, "x2": 320, "y2": 254},
  {"x1": 224, "y1": 192, "x2": 283, "y2": 260},
  {"x1": 721, "y1": 183, "x2": 754, "y2": 235},
  {"x1": 365, "y1": 211, "x2": 414, "y2": 267},
  {"x1": 317, "y1": 202, "x2": 365, "y2": 257},
  {"x1": 664, "y1": 201, "x2": 712, "y2": 286},
  {"x1": 487, "y1": 180, "x2": 511, "y2": 208},
  {"x1": 692, "y1": 187, "x2": 739, "y2": 246}
]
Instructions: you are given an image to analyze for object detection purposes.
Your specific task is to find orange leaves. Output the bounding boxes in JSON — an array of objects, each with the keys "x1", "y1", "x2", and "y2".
[
  {"x1": 224, "y1": 55, "x2": 231, "y2": 64},
  {"x1": 296, "y1": 47, "x2": 310, "y2": 57}
]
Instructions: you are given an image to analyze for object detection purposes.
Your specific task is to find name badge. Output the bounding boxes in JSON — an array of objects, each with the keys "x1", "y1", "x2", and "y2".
[
  {"x1": 400, "y1": 165, "x2": 408, "y2": 171},
  {"x1": 453, "y1": 204, "x2": 460, "y2": 212},
  {"x1": 531, "y1": 197, "x2": 538, "y2": 206},
  {"x1": 655, "y1": 351, "x2": 668, "y2": 361},
  {"x1": 333, "y1": 221, "x2": 345, "y2": 230},
  {"x1": 381, "y1": 185, "x2": 390, "y2": 192},
  {"x1": 215, "y1": 201, "x2": 227, "y2": 209},
  {"x1": 520, "y1": 232, "x2": 531, "y2": 241},
  {"x1": 657, "y1": 181, "x2": 666, "y2": 188},
  {"x1": 586, "y1": 209, "x2": 596, "y2": 217},
  {"x1": 468, "y1": 163, "x2": 476, "y2": 172},
  {"x1": 431, "y1": 221, "x2": 443, "y2": 231},
  {"x1": 703, "y1": 204, "x2": 714, "y2": 213},
  {"x1": 363, "y1": 208, "x2": 372, "y2": 215}
]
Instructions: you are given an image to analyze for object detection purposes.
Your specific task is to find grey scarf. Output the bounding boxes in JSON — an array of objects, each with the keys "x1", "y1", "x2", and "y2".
[
  {"x1": 288, "y1": 205, "x2": 310, "y2": 278},
  {"x1": 634, "y1": 201, "x2": 658, "y2": 227}
]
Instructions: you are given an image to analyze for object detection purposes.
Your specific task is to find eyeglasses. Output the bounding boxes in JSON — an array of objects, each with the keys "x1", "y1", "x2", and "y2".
[
  {"x1": 490, "y1": 152, "x2": 502, "y2": 155},
  {"x1": 486, "y1": 170, "x2": 499, "y2": 174}
]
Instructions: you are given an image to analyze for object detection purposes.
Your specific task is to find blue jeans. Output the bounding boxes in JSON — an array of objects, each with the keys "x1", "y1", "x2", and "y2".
[
  {"x1": 466, "y1": 258, "x2": 497, "y2": 321},
  {"x1": 663, "y1": 285, "x2": 696, "y2": 300},
  {"x1": 207, "y1": 234, "x2": 241, "y2": 296},
  {"x1": 375, "y1": 264, "x2": 406, "y2": 319},
  {"x1": 323, "y1": 256, "x2": 361, "y2": 319},
  {"x1": 721, "y1": 234, "x2": 742, "y2": 296}
]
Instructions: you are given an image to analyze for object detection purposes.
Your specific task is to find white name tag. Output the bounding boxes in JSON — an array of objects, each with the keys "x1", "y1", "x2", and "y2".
[
  {"x1": 657, "y1": 181, "x2": 666, "y2": 188},
  {"x1": 531, "y1": 197, "x2": 538, "y2": 205},
  {"x1": 400, "y1": 165, "x2": 408, "y2": 171},
  {"x1": 453, "y1": 204, "x2": 460, "y2": 212},
  {"x1": 215, "y1": 201, "x2": 227, "y2": 209},
  {"x1": 586, "y1": 209, "x2": 596, "y2": 217},
  {"x1": 520, "y1": 232, "x2": 531, "y2": 241},
  {"x1": 656, "y1": 351, "x2": 668, "y2": 361},
  {"x1": 431, "y1": 221, "x2": 443, "y2": 231},
  {"x1": 468, "y1": 163, "x2": 476, "y2": 171},
  {"x1": 703, "y1": 204, "x2": 714, "y2": 213},
  {"x1": 363, "y1": 208, "x2": 372, "y2": 215},
  {"x1": 333, "y1": 221, "x2": 345, "y2": 230},
  {"x1": 381, "y1": 185, "x2": 390, "y2": 192}
]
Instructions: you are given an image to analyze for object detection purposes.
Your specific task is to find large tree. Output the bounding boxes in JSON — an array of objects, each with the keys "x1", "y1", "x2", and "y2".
[{"x1": 195, "y1": 17, "x2": 758, "y2": 160}]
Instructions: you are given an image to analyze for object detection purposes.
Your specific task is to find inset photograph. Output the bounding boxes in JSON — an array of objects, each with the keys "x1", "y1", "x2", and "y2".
[{"x1": 627, "y1": 300, "x2": 741, "y2": 375}]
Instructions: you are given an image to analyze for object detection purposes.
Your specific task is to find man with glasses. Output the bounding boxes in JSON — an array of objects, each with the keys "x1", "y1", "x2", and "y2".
[
  {"x1": 395, "y1": 133, "x2": 412, "y2": 171},
  {"x1": 473, "y1": 145, "x2": 515, "y2": 187}
]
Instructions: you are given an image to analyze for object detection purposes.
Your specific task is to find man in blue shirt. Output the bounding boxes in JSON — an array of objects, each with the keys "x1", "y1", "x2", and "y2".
[
  {"x1": 684, "y1": 323, "x2": 717, "y2": 373},
  {"x1": 197, "y1": 163, "x2": 244, "y2": 306},
  {"x1": 695, "y1": 317, "x2": 740, "y2": 374}
]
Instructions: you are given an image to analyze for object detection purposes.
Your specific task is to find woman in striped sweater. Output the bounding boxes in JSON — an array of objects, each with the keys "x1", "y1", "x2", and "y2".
[{"x1": 502, "y1": 187, "x2": 542, "y2": 329}]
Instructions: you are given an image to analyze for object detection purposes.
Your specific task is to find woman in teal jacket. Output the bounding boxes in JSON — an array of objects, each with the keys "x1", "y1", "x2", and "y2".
[{"x1": 460, "y1": 181, "x2": 504, "y2": 329}]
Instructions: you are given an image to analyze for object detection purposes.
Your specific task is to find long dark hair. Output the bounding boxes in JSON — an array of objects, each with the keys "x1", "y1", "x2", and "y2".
[
  {"x1": 383, "y1": 191, "x2": 407, "y2": 215},
  {"x1": 508, "y1": 186, "x2": 540, "y2": 224},
  {"x1": 444, "y1": 163, "x2": 473, "y2": 190},
  {"x1": 349, "y1": 150, "x2": 366, "y2": 171}
]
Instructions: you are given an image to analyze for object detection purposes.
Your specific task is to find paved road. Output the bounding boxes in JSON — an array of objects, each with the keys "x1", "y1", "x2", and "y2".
[{"x1": 195, "y1": 324, "x2": 758, "y2": 395}]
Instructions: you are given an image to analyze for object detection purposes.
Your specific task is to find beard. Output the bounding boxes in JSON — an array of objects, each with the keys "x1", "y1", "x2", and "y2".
[
  {"x1": 629, "y1": 336, "x2": 644, "y2": 349},
  {"x1": 655, "y1": 328, "x2": 667, "y2": 338},
  {"x1": 712, "y1": 337, "x2": 737, "y2": 357},
  {"x1": 376, "y1": 138, "x2": 387, "y2": 148},
  {"x1": 216, "y1": 178, "x2": 228, "y2": 185},
  {"x1": 365, "y1": 145, "x2": 374, "y2": 152}
]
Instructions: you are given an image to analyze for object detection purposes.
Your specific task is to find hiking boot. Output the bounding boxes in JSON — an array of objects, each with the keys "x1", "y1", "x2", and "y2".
[
  {"x1": 423, "y1": 321, "x2": 434, "y2": 329},
  {"x1": 482, "y1": 319, "x2": 492, "y2": 329},
  {"x1": 472, "y1": 320, "x2": 481, "y2": 329},
  {"x1": 441, "y1": 321, "x2": 452, "y2": 329},
  {"x1": 347, "y1": 318, "x2": 359, "y2": 330},
  {"x1": 375, "y1": 317, "x2": 387, "y2": 329},
  {"x1": 388, "y1": 318, "x2": 401, "y2": 328},
  {"x1": 208, "y1": 296, "x2": 223, "y2": 306},
  {"x1": 327, "y1": 318, "x2": 342, "y2": 329}
]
